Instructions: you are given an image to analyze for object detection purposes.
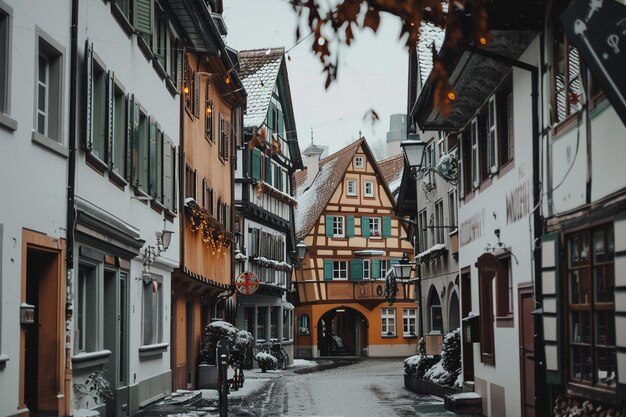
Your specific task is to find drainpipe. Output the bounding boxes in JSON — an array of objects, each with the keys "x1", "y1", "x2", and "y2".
[
  {"x1": 461, "y1": 42, "x2": 547, "y2": 417},
  {"x1": 66, "y1": 0, "x2": 79, "y2": 414}
]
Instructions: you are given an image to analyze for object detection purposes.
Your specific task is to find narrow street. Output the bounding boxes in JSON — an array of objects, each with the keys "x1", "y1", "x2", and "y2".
[{"x1": 228, "y1": 359, "x2": 475, "y2": 417}]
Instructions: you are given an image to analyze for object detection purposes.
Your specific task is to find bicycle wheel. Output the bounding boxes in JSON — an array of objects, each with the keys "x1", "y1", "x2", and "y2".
[{"x1": 281, "y1": 348, "x2": 289, "y2": 369}]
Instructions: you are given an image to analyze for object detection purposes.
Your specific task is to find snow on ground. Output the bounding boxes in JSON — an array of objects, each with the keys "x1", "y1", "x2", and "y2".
[
  {"x1": 291, "y1": 359, "x2": 318, "y2": 368},
  {"x1": 200, "y1": 378, "x2": 270, "y2": 400}
]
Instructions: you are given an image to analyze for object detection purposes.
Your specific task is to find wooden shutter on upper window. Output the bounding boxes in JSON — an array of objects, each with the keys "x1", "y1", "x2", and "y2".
[
  {"x1": 84, "y1": 40, "x2": 94, "y2": 151},
  {"x1": 323, "y1": 260, "x2": 333, "y2": 281},
  {"x1": 125, "y1": 94, "x2": 134, "y2": 181},
  {"x1": 162, "y1": 135, "x2": 174, "y2": 210},
  {"x1": 106, "y1": 70, "x2": 115, "y2": 166},
  {"x1": 349, "y1": 260, "x2": 363, "y2": 281},
  {"x1": 131, "y1": 98, "x2": 140, "y2": 185},
  {"x1": 224, "y1": 120, "x2": 230, "y2": 160},
  {"x1": 251, "y1": 149, "x2": 261, "y2": 180},
  {"x1": 325, "y1": 215, "x2": 333, "y2": 237},
  {"x1": 541, "y1": 231, "x2": 563, "y2": 385},
  {"x1": 372, "y1": 259, "x2": 380, "y2": 279},
  {"x1": 362, "y1": 216, "x2": 371, "y2": 238},
  {"x1": 133, "y1": 0, "x2": 153, "y2": 34},
  {"x1": 193, "y1": 72, "x2": 200, "y2": 118},
  {"x1": 346, "y1": 216, "x2": 355, "y2": 238},
  {"x1": 383, "y1": 216, "x2": 392, "y2": 238}
]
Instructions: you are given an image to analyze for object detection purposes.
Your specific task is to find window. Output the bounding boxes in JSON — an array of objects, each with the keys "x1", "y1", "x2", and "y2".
[
  {"x1": 332, "y1": 216, "x2": 345, "y2": 237},
  {"x1": 428, "y1": 288, "x2": 443, "y2": 334},
  {"x1": 448, "y1": 190, "x2": 457, "y2": 232},
  {"x1": 36, "y1": 36, "x2": 63, "y2": 141},
  {"x1": 205, "y1": 93, "x2": 213, "y2": 142},
  {"x1": 282, "y1": 308, "x2": 293, "y2": 341},
  {"x1": 487, "y1": 96, "x2": 498, "y2": 173},
  {"x1": 435, "y1": 199, "x2": 444, "y2": 244},
  {"x1": 355, "y1": 156, "x2": 364, "y2": 168},
  {"x1": 403, "y1": 308, "x2": 417, "y2": 336},
  {"x1": 364, "y1": 181, "x2": 374, "y2": 197},
  {"x1": 370, "y1": 217, "x2": 381, "y2": 238},
  {"x1": 270, "y1": 307, "x2": 279, "y2": 340},
  {"x1": 497, "y1": 74, "x2": 514, "y2": 165},
  {"x1": 153, "y1": 3, "x2": 167, "y2": 70},
  {"x1": 142, "y1": 273, "x2": 163, "y2": 345},
  {"x1": 91, "y1": 58, "x2": 107, "y2": 160},
  {"x1": 470, "y1": 118, "x2": 479, "y2": 188},
  {"x1": 346, "y1": 180, "x2": 357, "y2": 196},
  {"x1": 135, "y1": 110, "x2": 149, "y2": 190},
  {"x1": 0, "y1": 5, "x2": 9, "y2": 118},
  {"x1": 567, "y1": 226, "x2": 615, "y2": 388},
  {"x1": 437, "y1": 132, "x2": 445, "y2": 160},
  {"x1": 418, "y1": 210, "x2": 428, "y2": 252},
  {"x1": 333, "y1": 261, "x2": 348, "y2": 280},
  {"x1": 256, "y1": 307, "x2": 267, "y2": 341},
  {"x1": 479, "y1": 267, "x2": 495, "y2": 364},
  {"x1": 299, "y1": 314, "x2": 310, "y2": 335},
  {"x1": 553, "y1": 28, "x2": 582, "y2": 124},
  {"x1": 185, "y1": 164, "x2": 196, "y2": 200},
  {"x1": 381, "y1": 308, "x2": 396, "y2": 336},
  {"x1": 458, "y1": 133, "x2": 465, "y2": 197},
  {"x1": 379, "y1": 259, "x2": 389, "y2": 279},
  {"x1": 363, "y1": 259, "x2": 370, "y2": 279},
  {"x1": 75, "y1": 264, "x2": 97, "y2": 352}
]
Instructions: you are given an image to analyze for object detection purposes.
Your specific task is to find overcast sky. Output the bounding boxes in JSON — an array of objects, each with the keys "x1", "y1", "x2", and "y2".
[{"x1": 223, "y1": 0, "x2": 409, "y2": 158}]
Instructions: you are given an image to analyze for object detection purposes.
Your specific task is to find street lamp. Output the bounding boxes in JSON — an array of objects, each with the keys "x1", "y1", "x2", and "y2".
[
  {"x1": 296, "y1": 240, "x2": 307, "y2": 261},
  {"x1": 393, "y1": 252, "x2": 423, "y2": 338},
  {"x1": 400, "y1": 133, "x2": 458, "y2": 184}
]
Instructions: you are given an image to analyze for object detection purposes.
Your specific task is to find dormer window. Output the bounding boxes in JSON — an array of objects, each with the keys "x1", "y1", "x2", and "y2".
[
  {"x1": 364, "y1": 181, "x2": 374, "y2": 197},
  {"x1": 355, "y1": 156, "x2": 364, "y2": 169},
  {"x1": 347, "y1": 180, "x2": 357, "y2": 196}
]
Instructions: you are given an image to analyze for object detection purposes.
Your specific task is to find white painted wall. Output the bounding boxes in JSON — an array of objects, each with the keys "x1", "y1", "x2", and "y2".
[
  {"x1": 0, "y1": 0, "x2": 71, "y2": 414},
  {"x1": 457, "y1": 37, "x2": 540, "y2": 417}
]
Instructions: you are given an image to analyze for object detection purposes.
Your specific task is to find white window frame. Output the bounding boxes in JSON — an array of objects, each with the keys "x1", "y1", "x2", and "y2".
[
  {"x1": 403, "y1": 308, "x2": 417, "y2": 336},
  {"x1": 437, "y1": 132, "x2": 445, "y2": 160},
  {"x1": 75, "y1": 262, "x2": 99, "y2": 353},
  {"x1": 381, "y1": 308, "x2": 396, "y2": 336},
  {"x1": 379, "y1": 259, "x2": 389, "y2": 278},
  {"x1": 435, "y1": 199, "x2": 444, "y2": 244},
  {"x1": 0, "y1": 2, "x2": 11, "y2": 124},
  {"x1": 363, "y1": 259, "x2": 370, "y2": 279},
  {"x1": 346, "y1": 180, "x2": 357, "y2": 196},
  {"x1": 471, "y1": 118, "x2": 479, "y2": 188},
  {"x1": 333, "y1": 215, "x2": 345, "y2": 237},
  {"x1": 37, "y1": 53, "x2": 49, "y2": 137},
  {"x1": 458, "y1": 133, "x2": 464, "y2": 197},
  {"x1": 364, "y1": 181, "x2": 374, "y2": 197},
  {"x1": 370, "y1": 217, "x2": 382, "y2": 238},
  {"x1": 35, "y1": 31, "x2": 64, "y2": 143},
  {"x1": 488, "y1": 95, "x2": 498, "y2": 173},
  {"x1": 333, "y1": 260, "x2": 348, "y2": 280},
  {"x1": 354, "y1": 156, "x2": 364, "y2": 168}
]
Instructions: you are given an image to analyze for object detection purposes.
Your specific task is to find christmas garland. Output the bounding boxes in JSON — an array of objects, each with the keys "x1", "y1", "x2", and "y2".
[
  {"x1": 184, "y1": 199, "x2": 232, "y2": 257},
  {"x1": 384, "y1": 273, "x2": 398, "y2": 306},
  {"x1": 255, "y1": 182, "x2": 298, "y2": 206}
]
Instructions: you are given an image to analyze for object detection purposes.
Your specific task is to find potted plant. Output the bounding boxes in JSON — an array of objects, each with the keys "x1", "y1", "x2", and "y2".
[
  {"x1": 254, "y1": 351, "x2": 278, "y2": 373},
  {"x1": 198, "y1": 320, "x2": 238, "y2": 389},
  {"x1": 73, "y1": 370, "x2": 112, "y2": 414}
]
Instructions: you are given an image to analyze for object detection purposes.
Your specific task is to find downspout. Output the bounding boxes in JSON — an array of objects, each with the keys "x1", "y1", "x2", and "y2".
[
  {"x1": 461, "y1": 42, "x2": 547, "y2": 416},
  {"x1": 66, "y1": 0, "x2": 79, "y2": 414}
]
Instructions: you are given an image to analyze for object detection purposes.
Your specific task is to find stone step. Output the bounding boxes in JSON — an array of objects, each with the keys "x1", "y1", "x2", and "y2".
[
  {"x1": 160, "y1": 390, "x2": 203, "y2": 406},
  {"x1": 445, "y1": 392, "x2": 483, "y2": 414}
]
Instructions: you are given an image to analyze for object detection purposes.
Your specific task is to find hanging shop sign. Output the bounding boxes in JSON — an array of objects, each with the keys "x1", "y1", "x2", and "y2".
[
  {"x1": 235, "y1": 271, "x2": 260, "y2": 295},
  {"x1": 561, "y1": 0, "x2": 626, "y2": 125}
]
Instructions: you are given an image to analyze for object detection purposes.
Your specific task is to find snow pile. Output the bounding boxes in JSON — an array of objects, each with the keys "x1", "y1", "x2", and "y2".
[
  {"x1": 404, "y1": 329, "x2": 462, "y2": 388},
  {"x1": 252, "y1": 256, "x2": 292, "y2": 272}
]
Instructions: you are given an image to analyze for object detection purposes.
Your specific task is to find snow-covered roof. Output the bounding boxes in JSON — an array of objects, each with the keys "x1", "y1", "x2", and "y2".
[
  {"x1": 415, "y1": 243, "x2": 447, "y2": 263},
  {"x1": 238, "y1": 48, "x2": 285, "y2": 129},
  {"x1": 353, "y1": 250, "x2": 385, "y2": 256},
  {"x1": 417, "y1": 21, "x2": 445, "y2": 86},
  {"x1": 378, "y1": 154, "x2": 404, "y2": 200}
]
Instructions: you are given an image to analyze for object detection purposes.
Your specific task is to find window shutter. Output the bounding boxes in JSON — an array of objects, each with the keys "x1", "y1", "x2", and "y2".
[
  {"x1": 193, "y1": 72, "x2": 200, "y2": 118},
  {"x1": 268, "y1": 105, "x2": 274, "y2": 131},
  {"x1": 106, "y1": 71, "x2": 114, "y2": 166},
  {"x1": 613, "y1": 214, "x2": 626, "y2": 399},
  {"x1": 390, "y1": 257, "x2": 400, "y2": 271},
  {"x1": 265, "y1": 156, "x2": 272, "y2": 185},
  {"x1": 156, "y1": 129, "x2": 163, "y2": 201},
  {"x1": 193, "y1": 169, "x2": 197, "y2": 200},
  {"x1": 125, "y1": 94, "x2": 133, "y2": 181},
  {"x1": 350, "y1": 260, "x2": 363, "y2": 281},
  {"x1": 346, "y1": 216, "x2": 355, "y2": 238},
  {"x1": 148, "y1": 120, "x2": 157, "y2": 196},
  {"x1": 132, "y1": 0, "x2": 153, "y2": 34},
  {"x1": 224, "y1": 121, "x2": 230, "y2": 160},
  {"x1": 383, "y1": 216, "x2": 392, "y2": 238},
  {"x1": 278, "y1": 111, "x2": 284, "y2": 135},
  {"x1": 323, "y1": 260, "x2": 333, "y2": 281},
  {"x1": 162, "y1": 135, "x2": 173, "y2": 210},
  {"x1": 372, "y1": 259, "x2": 380, "y2": 279},
  {"x1": 251, "y1": 149, "x2": 261, "y2": 180},
  {"x1": 84, "y1": 40, "x2": 94, "y2": 151},
  {"x1": 131, "y1": 98, "x2": 140, "y2": 185},
  {"x1": 362, "y1": 216, "x2": 370, "y2": 237},
  {"x1": 325, "y1": 215, "x2": 333, "y2": 237},
  {"x1": 541, "y1": 231, "x2": 562, "y2": 385}
]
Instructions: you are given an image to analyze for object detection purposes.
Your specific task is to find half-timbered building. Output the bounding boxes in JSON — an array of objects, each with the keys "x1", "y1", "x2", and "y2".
[{"x1": 293, "y1": 138, "x2": 416, "y2": 359}]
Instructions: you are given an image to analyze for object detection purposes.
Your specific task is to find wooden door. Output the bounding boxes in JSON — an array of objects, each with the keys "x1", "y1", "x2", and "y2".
[
  {"x1": 519, "y1": 287, "x2": 535, "y2": 417},
  {"x1": 461, "y1": 271, "x2": 474, "y2": 381}
]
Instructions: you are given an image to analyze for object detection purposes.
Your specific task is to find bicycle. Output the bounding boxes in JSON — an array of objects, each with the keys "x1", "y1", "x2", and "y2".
[
  {"x1": 270, "y1": 341, "x2": 289, "y2": 370},
  {"x1": 228, "y1": 349, "x2": 245, "y2": 391}
]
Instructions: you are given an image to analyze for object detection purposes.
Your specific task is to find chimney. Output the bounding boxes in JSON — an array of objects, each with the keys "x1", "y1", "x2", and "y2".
[{"x1": 302, "y1": 143, "x2": 324, "y2": 188}]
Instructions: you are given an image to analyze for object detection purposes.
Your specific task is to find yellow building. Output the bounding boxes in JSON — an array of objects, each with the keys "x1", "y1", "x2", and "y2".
[{"x1": 293, "y1": 138, "x2": 417, "y2": 358}]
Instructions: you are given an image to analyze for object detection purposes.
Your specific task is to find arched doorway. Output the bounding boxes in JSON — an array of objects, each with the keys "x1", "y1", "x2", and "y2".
[
  {"x1": 427, "y1": 286, "x2": 443, "y2": 333},
  {"x1": 448, "y1": 290, "x2": 460, "y2": 331},
  {"x1": 317, "y1": 307, "x2": 368, "y2": 356}
]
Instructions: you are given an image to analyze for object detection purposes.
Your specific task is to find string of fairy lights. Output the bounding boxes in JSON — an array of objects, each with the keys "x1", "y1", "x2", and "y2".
[{"x1": 185, "y1": 202, "x2": 233, "y2": 257}]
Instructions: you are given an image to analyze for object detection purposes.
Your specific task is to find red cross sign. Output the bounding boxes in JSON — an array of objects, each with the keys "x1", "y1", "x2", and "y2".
[{"x1": 235, "y1": 271, "x2": 259, "y2": 295}]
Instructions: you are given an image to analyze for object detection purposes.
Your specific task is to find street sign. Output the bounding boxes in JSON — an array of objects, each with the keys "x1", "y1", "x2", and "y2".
[
  {"x1": 561, "y1": 0, "x2": 626, "y2": 125},
  {"x1": 235, "y1": 271, "x2": 259, "y2": 295}
]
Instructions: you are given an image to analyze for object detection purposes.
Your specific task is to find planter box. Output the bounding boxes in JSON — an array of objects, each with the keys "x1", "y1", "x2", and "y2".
[
  {"x1": 198, "y1": 364, "x2": 218, "y2": 389},
  {"x1": 404, "y1": 374, "x2": 462, "y2": 398}
]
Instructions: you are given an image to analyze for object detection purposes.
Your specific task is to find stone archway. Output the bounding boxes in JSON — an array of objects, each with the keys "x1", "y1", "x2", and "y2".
[
  {"x1": 427, "y1": 286, "x2": 443, "y2": 333},
  {"x1": 317, "y1": 307, "x2": 368, "y2": 357}
]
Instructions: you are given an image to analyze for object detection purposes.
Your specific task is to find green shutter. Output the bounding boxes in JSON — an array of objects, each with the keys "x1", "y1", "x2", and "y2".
[
  {"x1": 131, "y1": 98, "x2": 140, "y2": 185},
  {"x1": 346, "y1": 216, "x2": 355, "y2": 238},
  {"x1": 390, "y1": 258, "x2": 400, "y2": 269},
  {"x1": 125, "y1": 94, "x2": 133, "y2": 181},
  {"x1": 372, "y1": 259, "x2": 380, "y2": 279},
  {"x1": 362, "y1": 216, "x2": 370, "y2": 237},
  {"x1": 383, "y1": 216, "x2": 392, "y2": 237},
  {"x1": 133, "y1": 0, "x2": 153, "y2": 34},
  {"x1": 251, "y1": 149, "x2": 261, "y2": 180},
  {"x1": 350, "y1": 260, "x2": 363, "y2": 281},
  {"x1": 278, "y1": 111, "x2": 284, "y2": 135},
  {"x1": 325, "y1": 215, "x2": 333, "y2": 237},
  {"x1": 265, "y1": 156, "x2": 272, "y2": 185},
  {"x1": 84, "y1": 40, "x2": 93, "y2": 150},
  {"x1": 268, "y1": 105, "x2": 274, "y2": 130},
  {"x1": 148, "y1": 121, "x2": 158, "y2": 196},
  {"x1": 323, "y1": 260, "x2": 333, "y2": 281},
  {"x1": 162, "y1": 135, "x2": 173, "y2": 210},
  {"x1": 106, "y1": 70, "x2": 114, "y2": 166}
]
